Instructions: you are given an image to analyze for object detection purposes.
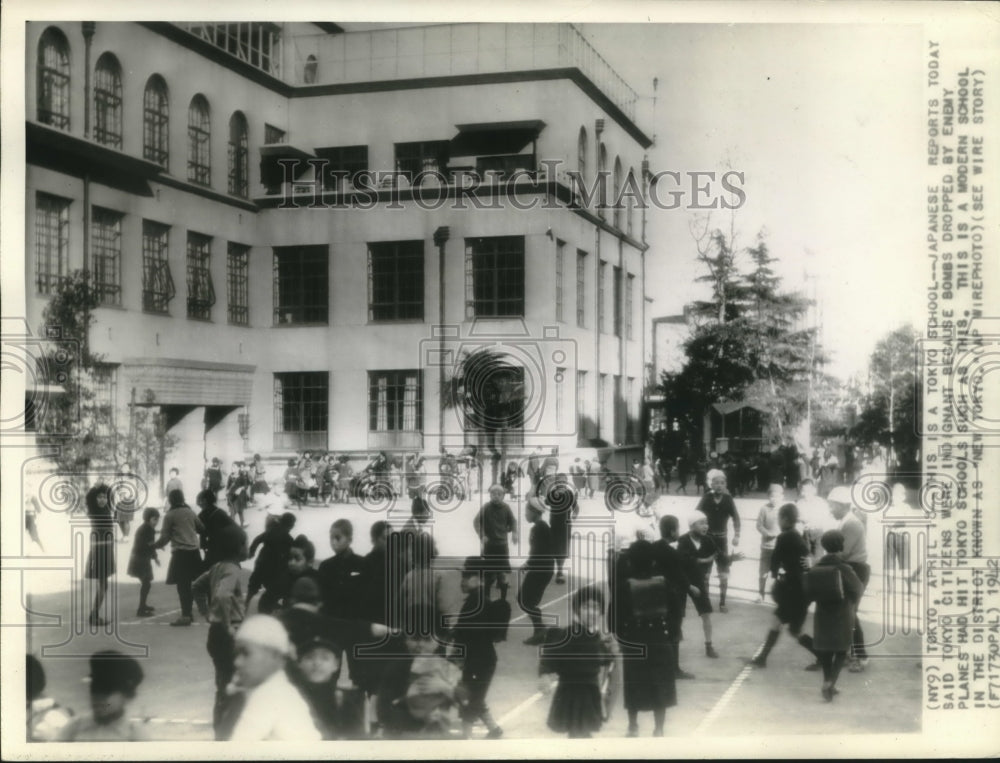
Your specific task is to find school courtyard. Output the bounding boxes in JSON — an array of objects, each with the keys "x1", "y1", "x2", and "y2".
[{"x1": 20, "y1": 487, "x2": 922, "y2": 746}]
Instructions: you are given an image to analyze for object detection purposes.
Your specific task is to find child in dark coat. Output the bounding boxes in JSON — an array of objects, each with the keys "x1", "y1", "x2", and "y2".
[
  {"x1": 246, "y1": 512, "x2": 296, "y2": 614},
  {"x1": 806, "y1": 529, "x2": 865, "y2": 701},
  {"x1": 677, "y1": 516, "x2": 720, "y2": 658},
  {"x1": 749, "y1": 503, "x2": 818, "y2": 668},
  {"x1": 198, "y1": 489, "x2": 236, "y2": 572},
  {"x1": 453, "y1": 557, "x2": 503, "y2": 739},
  {"x1": 616, "y1": 539, "x2": 676, "y2": 737},
  {"x1": 519, "y1": 501, "x2": 554, "y2": 644},
  {"x1": 127, "y1": 508, "x2": 160, "y2": 617},
  {"x1": 539, "y1": 584, "x2": 614, "y2": 739}
]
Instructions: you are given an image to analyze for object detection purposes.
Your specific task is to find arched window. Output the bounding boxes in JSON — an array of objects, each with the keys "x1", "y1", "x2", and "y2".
[
  {"x1": 37, "y1": 27, "x2": 70, "y2": 129},
  {"x1": 612, "y1": 156, "x2": 623, "y2": 229},
  {"x1": 597, "y1": 143, "x2": 608, "y2": 218},
  {"x1": 188, "y1": 95, "x2": 211, "y2": 186},
  {"x1": 577, "y1": 126, "x2": 588, "y2": 182},
  {"x1": 143, "y1": 75, "x2": 169, "y2": 168},
  {"x1": 303, "y1": 55, "x2": 318, "y2": 84},
  {"x1": 93, "y1": 53, "x2": 123, "y2": 148},
  {"x1": 228, "y1": 111, "x2": 249, "y2": 197}
]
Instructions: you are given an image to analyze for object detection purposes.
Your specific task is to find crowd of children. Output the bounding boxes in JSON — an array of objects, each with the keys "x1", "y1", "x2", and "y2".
[{"x1": 37, "y1": 447, "x2": 887, "y2": 743}]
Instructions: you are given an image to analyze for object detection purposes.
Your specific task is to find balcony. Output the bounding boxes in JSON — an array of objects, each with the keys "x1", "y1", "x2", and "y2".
[
  {"x1": 291, "y1": 23, "x2": 639, "y2": 123},
  {"x1": 176, "y1": 22, "x2": 283, "y2": 78}
]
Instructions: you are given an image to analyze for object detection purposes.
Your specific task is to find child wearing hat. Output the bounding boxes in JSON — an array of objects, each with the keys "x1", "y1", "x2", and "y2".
[
  {"x1": 519, "y1": 500, "x2": 554, "y2": 643},
  {"x1": 453, "y1": 557, "x2": 503, "y2": 739},
  {"x1": 58, "y1": 651, "x2": 147, "y2": 741},
  {"x1": 804, "y1": 530, "x2": 865, "y2": 701},
  {"x1": 192, "y1": 523, "x2": 248, "y2": 737},
  {"x1": 677, "y1": 516, "x2": 720, "y2": 658},
  {"x1": 225, "y1": 615, "x2": 322, "y2": 741},
  {"x1": 26, "y1": 654, "x2": 74, "y2": 742},
  {"x1": 538, "y1": 584, "x2": 615, "y2": 739},
  {"x1": 204, "y1": 457, "x2": 225, "y2": 501},
  {"x1": 473, "y1": 485, "x2": 518, "y2": 601},
  {"x1": 376, "y1": 605, "x2": 462, "y2": 739}
]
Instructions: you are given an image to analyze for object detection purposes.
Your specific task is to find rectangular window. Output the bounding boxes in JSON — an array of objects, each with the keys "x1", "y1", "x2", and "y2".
[
  {"x1": 35, "y1": 193, "x2": 70, "y2": 295},
  {"x1": 626, "y1": 376, "x2": 636, "y2": 442},
  {"x1": 91, "y1": 363, "x2": 118, "y2": 438},
  {"x1": 465, "y1": 236, "x2": 525, "y2": 318},
  {"x1": 598, "y1": 260, "x2": 607, "y2": 334},
  {"x1": 613, "y1": 265, "x2": 623, "y2": 337},
  {"x1": 186, "y1": 232, "x2": 215, "y2": 320},
  {"x1": 368, "y1": 370, "x2": 423, "y2": 445},
  {"x1": 626, "y1": 273, "x2": 635, "y2": 340},
  {"x1": 599, "y1": 373, "x2": 609, "y2": 440},
  {"x1": 614, "y1": 374, "x2": 623, "y2": 443},
  {"x1": 576, "y1": 249, "x2": 587, "y2": 328},
  {"x1": 576, "y1": 370, "x2": 588, "y2": 445},
  {"x1": 91, "y1": 207, "x2": 122, "y2": 306},
  {"x1": 264, "y1": 124, "x2": 286, "y2": 144},
  {"x1": 555, "y1": 239, "x2": 565, "y2": 322},
  {"x1": 227, "y1": 242, "x2": 250, "y2": 326},
  {"x1": 368, "y1": 240, "x2": 424, "y2": 321},
  {"x1": 395, "y1": 140, "x2": 450, "y2": 182},
  {"x1": 273, "y1": 371, "x2": 328, "y2": 450},
  {"x1": 142, "y1": 220, "x2": 174, "y2": 314},
  {"x1": 317, "y1": 145, "x2": 368, "y2": 191},
  {"x1": 273, "y1": 245, "x2": 328, "y2": 325}
]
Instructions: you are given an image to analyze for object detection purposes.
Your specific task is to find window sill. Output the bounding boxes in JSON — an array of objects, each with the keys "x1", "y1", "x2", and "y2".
[
  {"x1": 272, "y1": 322, "x2": 329, "y2": 328},
  {"x1": 366, "y1": 318, "x2": 426, "y2": 325},
  {"x1": 186, "y1": 316, "x2": 214, "y2": 323},
  {"x1": 142, "y1": 310, "x2": 173, "y2": 317}
]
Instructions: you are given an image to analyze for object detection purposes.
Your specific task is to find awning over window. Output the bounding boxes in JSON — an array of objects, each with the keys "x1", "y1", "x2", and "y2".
[
  {"x1": 123, "y1": 358, "x2": 255, "y2": 407},
  {"x1": 450, "y1": 119, "x2": 546, "y2": 157},
  {"x1": 259, "y1": 143, "x2": 317, "y2": 189}
]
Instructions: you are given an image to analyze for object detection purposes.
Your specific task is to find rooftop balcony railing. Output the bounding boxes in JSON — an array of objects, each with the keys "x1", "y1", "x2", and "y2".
[{"x1": 289, "y1": 23, "x2": 639, "y2": 123}]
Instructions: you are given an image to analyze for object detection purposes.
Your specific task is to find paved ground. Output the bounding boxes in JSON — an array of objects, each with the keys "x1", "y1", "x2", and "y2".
[{"x1": 19, "y1": 487, "x2": 923, "y2": 742}]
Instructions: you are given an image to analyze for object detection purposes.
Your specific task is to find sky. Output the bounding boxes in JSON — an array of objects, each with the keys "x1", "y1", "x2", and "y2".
[
  {"x1": 578, "y1": 22, "x2": 927, "y2": 380},
  {"x1": 343, "y1": 18, "x2": 930, "y2": 380}
]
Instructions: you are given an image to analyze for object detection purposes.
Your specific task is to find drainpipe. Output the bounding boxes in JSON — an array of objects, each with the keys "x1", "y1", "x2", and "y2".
[
  {"x1": 593, "y1": 119, "x2": 604, "y2": 444},
  {"x1": 434, "y1": 226, "x2": 450, "y2": 455},
  {"x1": 82, "y1": 22, "x2": 96, "y2": 361}
]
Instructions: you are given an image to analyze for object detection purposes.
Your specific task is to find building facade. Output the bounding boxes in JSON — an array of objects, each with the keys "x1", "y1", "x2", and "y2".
[{"x1": 25, "y1": 21, "x2": 653, "y2": 484}]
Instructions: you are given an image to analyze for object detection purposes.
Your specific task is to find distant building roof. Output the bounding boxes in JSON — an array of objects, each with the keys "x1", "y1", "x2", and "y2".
[{"x1": 711, "y1": 401, "x2": 769, "y2": 416}]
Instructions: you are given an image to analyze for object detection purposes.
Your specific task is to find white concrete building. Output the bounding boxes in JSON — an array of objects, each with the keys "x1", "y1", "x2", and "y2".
[{"x1": 25, "y1": 21, "x2": 653, "y2": 485}]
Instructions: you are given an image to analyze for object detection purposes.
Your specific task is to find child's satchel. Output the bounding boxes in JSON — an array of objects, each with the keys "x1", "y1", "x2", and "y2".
[
  {"x1": 628, "y1": 576, "x2": 670, "y2": 622},
  {"x1": 486, "y1": 598, "x2": 512, "y2": 643},
  {"x1": 803, "y1": 565, "x2": 844, "y2": 604}
]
